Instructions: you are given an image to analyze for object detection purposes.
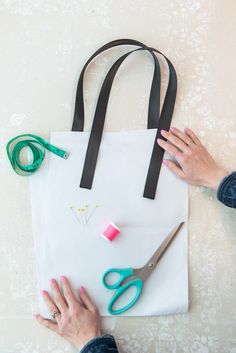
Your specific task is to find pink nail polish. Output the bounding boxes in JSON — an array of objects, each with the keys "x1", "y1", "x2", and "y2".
[
  {"x1": 161, "y1": 129, "x2": 166, "y2": 134},
  {"x1": 157, "y1": 138, "x2": 161, "y2": 143},
  {"x1": 41, "y1": 290, "x2": 46, "y2": 296},
  {"x1": 162, "y1": 160, "x2": 168, "y2": 166},
  {"x1": 80, "y1": 286, "x2": 86, "y2": 294},
  {"x1": 170, "y1": 127, "x2": 175, "y2": 132},
  {"x1": 60, "y1": 276, "x2": 66, "y2": 281},
  {"x1": 50, "y1": 278, "x2": 55, "y2": 285}
]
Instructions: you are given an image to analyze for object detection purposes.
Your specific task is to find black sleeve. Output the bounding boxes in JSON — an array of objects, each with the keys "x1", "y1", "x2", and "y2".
[
  {"x1": 80, "y1": 335, "x2": 119, "y2": 353},
  {"x1": 216, "y1": 171, "x2": 236, "y2": 208}
]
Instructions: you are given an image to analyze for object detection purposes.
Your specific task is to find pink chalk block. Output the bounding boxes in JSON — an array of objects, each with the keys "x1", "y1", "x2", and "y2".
[{"x1": 101, "y1": 223, "x2": 120, "y2": 242}]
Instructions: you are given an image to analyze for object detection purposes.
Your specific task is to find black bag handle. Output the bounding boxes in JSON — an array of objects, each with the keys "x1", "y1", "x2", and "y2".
[
  {"x1": 72, "y1": 39, "x2": 161, "y2": 131},
  {"x1": 72, "y1": 39, "x2": 177, "y2": 199}
]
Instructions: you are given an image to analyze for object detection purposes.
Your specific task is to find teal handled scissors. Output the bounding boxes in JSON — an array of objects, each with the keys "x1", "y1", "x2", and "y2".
[{"x1": 102, "y1": 222, "x2": 185, "y2": 315}]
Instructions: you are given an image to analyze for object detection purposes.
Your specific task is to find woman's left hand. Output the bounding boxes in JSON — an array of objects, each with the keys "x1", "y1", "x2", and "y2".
[
  {"x1": 35, "y1": 276, "x2": 101, "y2": 350},
  {"x1": 157, "y1": 127, "x2": 228, "y2": 189}
]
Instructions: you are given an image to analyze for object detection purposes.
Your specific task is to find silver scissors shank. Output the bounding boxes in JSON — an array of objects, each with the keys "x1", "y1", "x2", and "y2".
[{"x1": 134, "y1": 222, "x2": 185, "y2": 282}]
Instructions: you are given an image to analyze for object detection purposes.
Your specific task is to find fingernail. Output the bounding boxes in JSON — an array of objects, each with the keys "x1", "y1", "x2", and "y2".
[
  {"x1": 50, "y1": 278, "x2": 56, "y2": 285},
  {"x1": 170, "y1": 127, "x2": 175, "y2": 132},
  {"x1": 35, "y1": 314, "x2": 40, "y2": 319},
  {"x1": 60, "y1": 276, "x2": 66, "y2": 282},
  {"x1": 41, "y1": 290, "x2": 46, "y2": 296},
  {"x1": 162, "y1": 160, "x2": 168, "y2": 166},
  {"x1": 161, "y1": 129, "x2": 167, "y2": 135},
  {"x1": 157, "y1": 138, "x2": 162, "y2": 144},
  {"x1": 80, "y1": 286, "x2": 86, "y2": 294}
]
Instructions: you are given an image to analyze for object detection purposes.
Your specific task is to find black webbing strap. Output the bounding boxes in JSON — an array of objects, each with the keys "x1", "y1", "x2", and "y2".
[
  {"x1": 79, "y1": 47, "x2": 160, "y2": 191},
  {"x1": 144, "y1": 46, "x2": 177, "y2": 199},
  {"x1": 72, "y1": 39, "x2": 161, "y2": 131},
  {"x1": 72, "y1": 39, "x2": 177, "y2": 199}
]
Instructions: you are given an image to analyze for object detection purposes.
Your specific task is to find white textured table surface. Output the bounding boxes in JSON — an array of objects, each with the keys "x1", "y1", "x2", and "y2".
[{"x1": 1, "y1": 1, "x2": 236, "y2": 352}]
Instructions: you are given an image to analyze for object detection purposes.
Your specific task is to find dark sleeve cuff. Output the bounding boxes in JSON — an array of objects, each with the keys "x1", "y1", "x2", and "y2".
[
  {"x1": 80, "y1": 335, "x2": 118, "y2": 353},
  {"x1": 216, "y1": 171, "x2": 236, "y2": 208}
]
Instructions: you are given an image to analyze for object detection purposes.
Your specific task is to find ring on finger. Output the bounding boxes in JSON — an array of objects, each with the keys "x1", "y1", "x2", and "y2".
[{"x1": 186, "y1": 138, "x2": 192, "y2": 146}]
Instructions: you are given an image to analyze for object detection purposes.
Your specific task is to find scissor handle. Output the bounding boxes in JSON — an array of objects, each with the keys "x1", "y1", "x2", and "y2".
[
  {"x1": 107, "y1": 278, "x2": 143, "y2": 315},
  {"x1": 102, "y1": 268, "x2": 134, "y2": 289}
]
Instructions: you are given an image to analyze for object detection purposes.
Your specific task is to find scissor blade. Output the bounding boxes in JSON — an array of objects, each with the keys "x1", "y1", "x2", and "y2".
[{"x1": 135, "y1": 222, "x2": 185, "y2": 281}]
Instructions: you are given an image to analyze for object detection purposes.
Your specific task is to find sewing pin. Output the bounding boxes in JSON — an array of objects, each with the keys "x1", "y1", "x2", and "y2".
[
  {"x1": 77, "y1": 208, "x2": 85, "y2": 226},
  {"x1": 87, "y1": 204, "x2": 99, "y2": 223},
  {"x1": 83, "y1": 204, "x2": 89, "y2": 224},
  {"x1": 81, "y1": 207, "x2": 86, "y2": 225},
  {"x1": 70, "y1": 206, "x2": 81, "y2": 225}
]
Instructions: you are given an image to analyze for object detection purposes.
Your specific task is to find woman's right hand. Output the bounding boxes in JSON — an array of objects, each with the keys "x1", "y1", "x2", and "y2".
[
  {"x1": 157, "y1": 127, "x2": 229, "y2": 190},
  {"x1": 35, "y1": 276, "x2": 101, "y2": 351}
]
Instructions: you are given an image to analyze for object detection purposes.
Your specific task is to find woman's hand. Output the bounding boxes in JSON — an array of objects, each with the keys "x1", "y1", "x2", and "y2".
[
  {"x1": 35, "y1": 276, "x2": 101, "y2": 350},
  {"x1": 157, "y1": 127, "x2": 228, "y2": 190}
]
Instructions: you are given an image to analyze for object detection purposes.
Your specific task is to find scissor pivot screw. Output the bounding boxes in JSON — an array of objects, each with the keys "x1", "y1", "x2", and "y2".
[{"x1": 149, "y1": 263, "x2": 154, "y2": 268}]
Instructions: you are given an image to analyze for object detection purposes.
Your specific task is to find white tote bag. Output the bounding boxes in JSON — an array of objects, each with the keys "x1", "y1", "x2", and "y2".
[{"x1": 30, "y1": 39, "x2": 188, "y2": 317}]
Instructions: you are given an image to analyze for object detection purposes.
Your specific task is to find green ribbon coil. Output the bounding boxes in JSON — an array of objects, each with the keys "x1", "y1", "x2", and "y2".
[{"x1": 6, "y1": 134, "x2": 69, "y2": 176}]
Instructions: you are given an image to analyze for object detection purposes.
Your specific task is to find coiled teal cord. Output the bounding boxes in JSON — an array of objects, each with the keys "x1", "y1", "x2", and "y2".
[{"x1": 6, "y1": 134, "x2": 69, "y2": 176}]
